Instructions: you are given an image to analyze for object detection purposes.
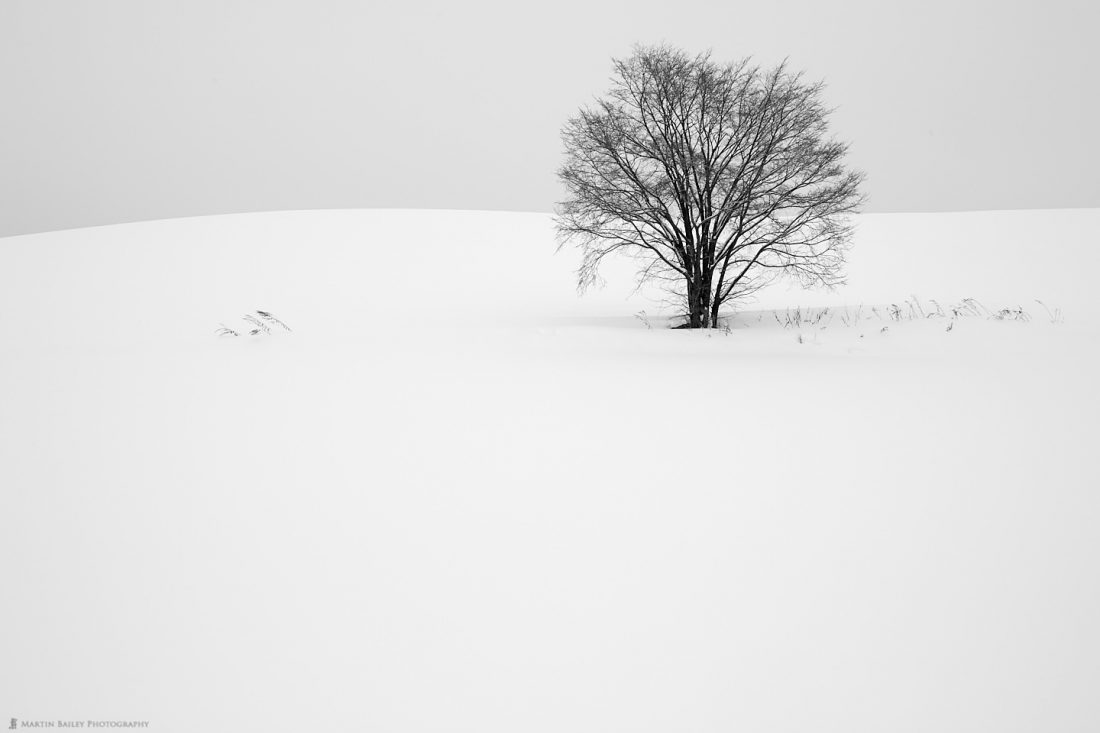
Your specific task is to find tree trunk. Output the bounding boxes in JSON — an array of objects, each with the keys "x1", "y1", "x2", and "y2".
[
  {"x1": 685, "y1": 272, "x2": 714, "y2": 329},
  {"x1": 688, "y1": 296, "x2": 703, "y2": 328}
]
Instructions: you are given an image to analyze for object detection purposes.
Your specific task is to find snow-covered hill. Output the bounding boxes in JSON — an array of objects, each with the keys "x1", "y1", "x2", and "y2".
[{"x1": 2, "y1": 209, "x2": 1098, "y2": 732}]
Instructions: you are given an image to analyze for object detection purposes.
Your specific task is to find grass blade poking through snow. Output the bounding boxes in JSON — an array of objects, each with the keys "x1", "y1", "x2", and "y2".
[{"x1": 216, "y1": 311, "x2": 292, "y2": 337}]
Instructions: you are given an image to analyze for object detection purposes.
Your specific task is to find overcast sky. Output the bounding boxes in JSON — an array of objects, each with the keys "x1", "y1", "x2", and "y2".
[{"x1": 1, "y1": 0, "x2": 1096, "y2": 237}]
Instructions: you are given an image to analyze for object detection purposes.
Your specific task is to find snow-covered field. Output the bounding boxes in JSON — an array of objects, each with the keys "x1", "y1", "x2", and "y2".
[{"x1": 2, "y1": 208, "x2": 1098, "y2": 732}]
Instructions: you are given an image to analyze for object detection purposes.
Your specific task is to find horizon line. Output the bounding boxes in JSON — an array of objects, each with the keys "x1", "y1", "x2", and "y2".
[{"x1": 4, "y1": 204, "x2": 1097, "y2": 240}]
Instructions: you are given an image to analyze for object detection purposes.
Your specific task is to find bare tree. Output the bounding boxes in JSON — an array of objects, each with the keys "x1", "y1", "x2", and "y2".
[{"x1": 557, "y1": 45, "x2": 865, "y2": 328}]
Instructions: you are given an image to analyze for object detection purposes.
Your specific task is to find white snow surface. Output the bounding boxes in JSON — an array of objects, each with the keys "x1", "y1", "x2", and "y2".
[{"x1": 2, "y1": 208, "x2": 1098, "y2": 732}]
